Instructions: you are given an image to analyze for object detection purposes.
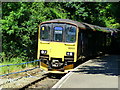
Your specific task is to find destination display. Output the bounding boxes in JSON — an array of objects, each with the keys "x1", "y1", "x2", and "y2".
[{"x1": 54, "y1": 27, "x2": 63, "y2": 34}]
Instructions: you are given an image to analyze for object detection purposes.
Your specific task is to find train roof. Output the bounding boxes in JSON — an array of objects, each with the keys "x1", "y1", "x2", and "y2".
[{"x1": 41, "y1": 19, "x2": 119, "y2": 33}]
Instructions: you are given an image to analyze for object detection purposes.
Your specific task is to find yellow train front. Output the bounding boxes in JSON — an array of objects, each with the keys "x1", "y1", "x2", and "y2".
[
  {"x1": 37, "y1": 19, "x2": 79, "y2": 73},
  {"x1": 37, "y1": 19, "x2": 114, "y2": 73}
]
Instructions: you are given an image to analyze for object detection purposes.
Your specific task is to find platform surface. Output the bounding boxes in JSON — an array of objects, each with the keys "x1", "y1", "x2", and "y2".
[{"x1": 52, "y1": 55, "x2": 120, "y2": 89}]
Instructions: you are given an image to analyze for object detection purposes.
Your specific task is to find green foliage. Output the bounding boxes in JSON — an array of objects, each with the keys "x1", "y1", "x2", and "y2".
[{"x1": 0, "y1": 52, "x2": 6, "y2": 62}]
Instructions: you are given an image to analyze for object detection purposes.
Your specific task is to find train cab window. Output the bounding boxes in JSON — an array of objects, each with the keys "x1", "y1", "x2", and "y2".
[
  {"x1": 40, "y1": 25, "x2": 50, "y2": 41},
  {"x1": 54, "y1": 27, "x2": 63, "y2": 42},
  {"x1": 66, "y1": 25, "x2": 76, "y2": 43}
]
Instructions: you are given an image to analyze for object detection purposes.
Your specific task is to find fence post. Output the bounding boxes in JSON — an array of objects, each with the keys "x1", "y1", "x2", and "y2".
[
  {"x1": 26, "y1": 60, "x2": 28, "y2": 68},
  {"x1": 7, "y1": 65, "x2": 10, "y2": 79}
]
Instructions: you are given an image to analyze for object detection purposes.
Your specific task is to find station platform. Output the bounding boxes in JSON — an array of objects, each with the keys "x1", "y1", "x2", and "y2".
[{"x1": 52, "y1": 55, "x2": 120, "y2": 89}]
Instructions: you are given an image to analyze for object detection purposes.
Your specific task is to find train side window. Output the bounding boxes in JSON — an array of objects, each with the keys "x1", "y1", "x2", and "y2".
[
  {"x1": 66, "y1": 25, "x2": 76, "y2": 43},
  {"x1": 40, "y1": 25, "x2": 50, "y2": 41}
]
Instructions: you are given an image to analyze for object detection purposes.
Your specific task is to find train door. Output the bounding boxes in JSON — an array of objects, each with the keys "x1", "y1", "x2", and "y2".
[
  {"x1": 77, "y1": 29, "x2": 88, "y2": 59},
  {"x1": 82, "y1": 31, "x2": 89, "y2": 57}
]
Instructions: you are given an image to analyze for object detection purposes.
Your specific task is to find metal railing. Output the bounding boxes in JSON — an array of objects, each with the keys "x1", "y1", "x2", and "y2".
[{"x1": 0, "y1": 59, "x2": 41, "y2": 77}]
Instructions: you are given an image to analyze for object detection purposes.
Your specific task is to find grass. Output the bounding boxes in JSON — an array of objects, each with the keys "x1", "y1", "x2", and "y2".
[{"x1": 0, "y1": 57, "x2": 39, "y2": 76}]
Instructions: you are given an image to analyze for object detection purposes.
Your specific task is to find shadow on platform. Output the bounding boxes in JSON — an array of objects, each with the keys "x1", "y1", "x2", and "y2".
[{"x1": 73, "y1": 55, "x2": 120, "y2": 76}]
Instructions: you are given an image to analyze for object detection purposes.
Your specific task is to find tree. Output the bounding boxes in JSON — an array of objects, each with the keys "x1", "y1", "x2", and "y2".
[{"x1": 1, "y1": 2, "x2": 68, "y2": 61}]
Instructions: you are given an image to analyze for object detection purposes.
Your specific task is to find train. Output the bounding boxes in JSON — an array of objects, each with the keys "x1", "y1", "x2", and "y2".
[{"x1": 37, "y1": 19, "x2": 118, "y2": 73}]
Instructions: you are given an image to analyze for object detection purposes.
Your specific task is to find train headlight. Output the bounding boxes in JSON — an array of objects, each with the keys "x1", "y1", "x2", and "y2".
[
  {"x1": 66, "y1": 52, "x2": 74, "y2": 56},
  {"x1": 40, "y1": 50, "x2": 47, "y2": 54}
]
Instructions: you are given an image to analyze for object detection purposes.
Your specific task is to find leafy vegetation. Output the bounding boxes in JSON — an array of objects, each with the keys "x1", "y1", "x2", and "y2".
[{"x1": 0, "y1": 2, "x2": 120, "y2": 74}]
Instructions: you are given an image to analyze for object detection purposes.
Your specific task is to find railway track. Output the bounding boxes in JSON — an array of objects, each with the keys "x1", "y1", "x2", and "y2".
[
  {"x1": 1, "y1": 71, "x2": 64, "y2": 89},
  {"x1": 0, "y1": 66, "x2": 64, "y2": 89},
  {"x1": 20, "y1": 73, "x2": 64, "y2": 89}
]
